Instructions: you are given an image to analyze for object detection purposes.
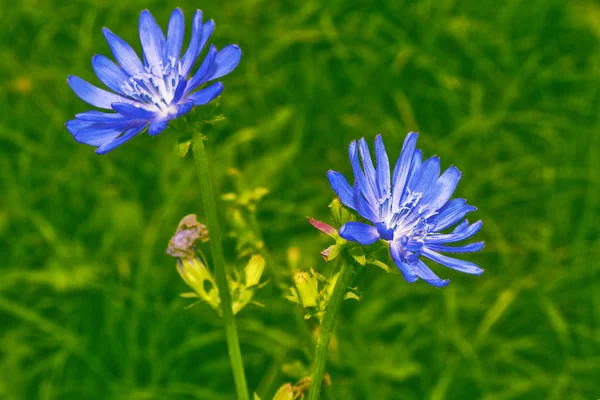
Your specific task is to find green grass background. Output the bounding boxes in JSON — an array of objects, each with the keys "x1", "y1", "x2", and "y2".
[{"x1": 1, "y1": 0, "x2": 599, "y2": 399}]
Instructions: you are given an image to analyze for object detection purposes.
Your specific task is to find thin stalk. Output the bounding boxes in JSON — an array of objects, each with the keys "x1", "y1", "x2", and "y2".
[
  {"x1": 192, "y1": 132, "x2": 249, "y2": 400},
  {"x1": 307, "y1": 254, "x2": 356, "y2": 400}
]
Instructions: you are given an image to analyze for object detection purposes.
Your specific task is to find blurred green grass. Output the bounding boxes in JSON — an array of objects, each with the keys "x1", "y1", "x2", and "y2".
[{"x1": 1, "y1": 0, "x2": 600, "y2": 399}]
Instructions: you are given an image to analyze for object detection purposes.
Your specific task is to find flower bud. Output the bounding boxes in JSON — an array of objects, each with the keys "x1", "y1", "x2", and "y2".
[
  {"x1": 166, "y1": 214, "x2": 209, "y2": 259},
  {"x1": 177, "y1": 257, "x2": 220, "y2": 311},
  {"x1": 272, "y1": 383, "x2": 294, "y2": 400},
  {"x1": 293, "y1": 271, "x2": 319, "y2": 308},
  {"x1": 328, "y1": 198, "x2": 354, "y2": 227},
  {"x1": 244, "y1": 254, "x2": 265, "y2": 287}
]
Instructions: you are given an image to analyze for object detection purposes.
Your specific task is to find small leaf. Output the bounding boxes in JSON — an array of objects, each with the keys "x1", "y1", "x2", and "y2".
[
  {"x1": 180, "y1": 292, "x2": 199, "y2": 298},
  {"x1": 349, "y1": 246, "x2": 366, "y2": 266},
  {"x1": 369, "y1": 260, "x2": 399, "y2": 275},
  {"x1": 183, "y1": 300, "x2": 203, "y2": 310}
]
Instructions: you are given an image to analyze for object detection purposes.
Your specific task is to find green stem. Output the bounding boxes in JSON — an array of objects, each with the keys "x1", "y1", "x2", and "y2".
[
  {"x1": 192, "y1": 132, "x2": 249, "y2": 400},
  {"x1": 307, "y1": 254, "x2": 356, "y2": 400}
]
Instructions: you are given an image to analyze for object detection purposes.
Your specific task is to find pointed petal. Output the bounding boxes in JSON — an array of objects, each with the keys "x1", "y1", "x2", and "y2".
[
  {"x1": 327, "y1": 170, "x2": 356, "y2": 210},
  {"x1": 171, "y1": 78, "x2": 188, "y2": 104},
  {"x1": 414, "y1": 260, "x2": 450, "y2": 287},
  {"x1": 205, "y1": 44, "x2": 242, "y2": 81},
  {"x1": 357, "y1": 138, "x2": 377, "y2": 196},
  {"x1": 139, "y1": 10, "x2": 165, "y2": 72},
  {"x1": 188, "y1": 81, "x2": 223, "y2": 105},
  {"x1": 349, "y1": 141, "x2": 377, "y2": 205},
  {"x1": 389, "y1": 241, "x2": 418, "y2": 282},
  {"x1": 391, "y1": 132, "x2": 418, "y2": 212},
  {"x1": 166, "y1": 8, "x2": 185, "y2": 63},
  {"x1": 425, "y1": 241, "x2": 484, "y2": 253},
  {"x1": 420, "y1": 247, "x2": 483, "y2": 275},
  {"x1": 181, "y1": 13, "x2": 215, "y2": 76},
  {"x1": 95, "y1": 123, "x2": 147, "y2": 154},
  {"x1": 68, "y1": 75, "x2": 126, "y2": 109},
  {"x1": 408, "y1": 156, "x2": 440, "y2": 195},
  {"x1": 148, "y1": 119, "x2": 169, "y2": 136},
  {"x1": 111, "y1": 102, "x2": 156, "y2": 120},
  {"x1": 430, "y1": 198, "x2": 476, "y2": 231},
  {"x1": 74, "y1": 126, "x2": 124, "y2": 146},
  {"x1": 339, "y1": 222, "x2": 380, "y2": 245},
  {"x1": 422, "y1": 166, "x2": 462, "y2": 218},
  {"x1": 375, "y1": 134, "x2": 390, "y2": 197},
  {"x1": 354, "y1": 181, "x2": 379, "y2": 222},
  {"x1": 176, "y1": 101, "x2": 194, "y2": 117},
  {"x1": 75, "y1": 110, "x2": 128, "y2": 122},
  {"x1": 102, "y1": 28, "x2": 145, "y2": 76},
  {"x1": 185, "y1": 45, "x2": 217, "y2": 94},
  {"x1": 92, "y1": 55, "x2": 130, "y2": 96},
  {"x1": 425, "y1": 220, "x2": 483, "y2": 244}
]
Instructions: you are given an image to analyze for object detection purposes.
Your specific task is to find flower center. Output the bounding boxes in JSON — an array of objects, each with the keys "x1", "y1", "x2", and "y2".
[{"x1": 120, "y1": 61, "x2": 183, "y2": 111}]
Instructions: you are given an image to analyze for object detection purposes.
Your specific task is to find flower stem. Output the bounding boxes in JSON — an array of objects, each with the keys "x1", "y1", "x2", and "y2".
[
  {"x1": 192, "y1": 132, "x2": 249, "y2": 400},
  {"x1": 307, "y1": 254, "x2": 357, "y2": 400}
]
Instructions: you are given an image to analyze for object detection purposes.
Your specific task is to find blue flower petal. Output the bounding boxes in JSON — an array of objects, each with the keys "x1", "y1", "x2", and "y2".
[
  {"x1": 374, "y1": 134, "x2": 390, "y2": 198},
  {"x1": 339, "y1": 222, "x2": 380, "y2": 245},
  {"x1": 139, "y1": 10, "x2": 166, "y2": 72},
  {"x1": 148, "y1": 119, "x2": 169, "y2": 136},
  {"x1": 408, "y1": 156, "x2": 440, "y2": 195},
  {"x1": 92, "y1": 55, "x2": 131, "y2": 96},
  {"x1": 414, "y1": 260, "x2": 450, "y2": 287},
  {"x1": 389, "y1": 240, "x2": 418, "y2": 282},
  {"x1": 425, "y1": 241, "x2": 485, "y2": 253},
  {"x1": 74, "y1": 126, "x2": 124, "y2": 146},
  {"x1": 354, "y1": 181, "x2": 379, "y2": 222},
  {"x1": 205, "y1": 44, "x2": 242, "y2": 81},
  {"x1": 171, "y1": 78, "x2": 188, "y2": 104},
  {"x1": 188, "y1": 81, "x2": 223, "y2": 105},
  {"x1": 102, "y1": 28, "x2": 145, "y2": 76},
  {"x1": 111, "y1": 102, "x2": 156, "y2": 120},
  {"x1": 430, "y1": 198, "x2": 476, "y2": 231},
  {"x1": 166, "y1": 8, "x2": 185, "y2": 63},
  {"x1": 349, "y1": 141, "x2": 377, "y2": 206},
  {"x1": 95, "y1": 123, "x2": 147, "y2": 154},
  {"x1": 181, "y1": 14, "x2": 214, "y2": 76},
  {"x1": 421, "y1": 247, "x2": 483, "y2": 275},
  {"x1": 422, "y1": 166, "x2": 462, "y2": 218},
  {"x1": 176, "y1": 101, "x2": 194, "y2": 117},
  {"x1": 426, "y1": 220, "x2": 482, "y2": 244},
  {"x1": 357, "y1": 138, "x2": 377, "y2": 196},
  {"x1": 68, "y1": 75, "x2": 126, "y2": 109},
  {"x1": 391, "y1": 132, "x2": 418, "y2": 212},
  {"x1": 327, "y1": 170, "x2": 356, "y2": 210},
  {"x1": 185, "y1": 44, "x2": 217, "y2": 95},
  {"x1": 75, "y1": 111, "x2": 128, "y2": 122}
]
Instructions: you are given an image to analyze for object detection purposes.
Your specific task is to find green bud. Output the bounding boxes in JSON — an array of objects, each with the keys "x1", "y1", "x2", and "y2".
[
  {"x1": 177, "y1": 258, "x2": 220, "y2": 311},
  {"x1": 272, "y1": 383, "x2": 294, "y2": 400},
  {"x1": 244, "y1": 254, "x2": 265, "y2": 287},
  {"x1": 293, "y1": 271, "x2": 319, "y2": 308},
  {"x1": 328, "y1": 198, "x2": 354, "y2": 226}
]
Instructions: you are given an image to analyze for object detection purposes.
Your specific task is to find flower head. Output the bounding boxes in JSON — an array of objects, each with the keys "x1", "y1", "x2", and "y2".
[
  {"x1": 67, "y1": 8, "x2": 241, "y2": 154},
  {"x1": 327, "y1": 132, "x2": 484, "y2": 287},
  {"x1": 166, "y1": 214, "x2": 209, "y2": 259}
]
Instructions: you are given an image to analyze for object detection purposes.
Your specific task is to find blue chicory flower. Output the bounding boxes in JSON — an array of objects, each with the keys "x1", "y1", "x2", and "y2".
[
  {"x1": 66, "y1": 8, "x2": 241, "y2": 154},
  {"x1": 328, "y1": 132, "x2": 484, "y2": 287}
]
